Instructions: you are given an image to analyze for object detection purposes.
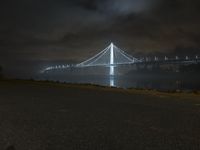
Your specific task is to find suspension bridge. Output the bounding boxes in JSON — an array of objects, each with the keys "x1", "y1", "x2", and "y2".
[
  {"x1": 42, "y1": 42, "x2": 200, "y2": 74},
  {"x1": 76, "y1": 43, "x2": 141, "y2": 67}
]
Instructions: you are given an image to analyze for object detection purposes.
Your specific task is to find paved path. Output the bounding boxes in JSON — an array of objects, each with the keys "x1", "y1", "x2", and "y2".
[{"x1": 0, "y1": 80, "x2": 200, "y2": 150}]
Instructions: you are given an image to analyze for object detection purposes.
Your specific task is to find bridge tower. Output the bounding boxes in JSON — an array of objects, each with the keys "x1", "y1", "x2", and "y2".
[{"x1": 110, "y1": 42, "x2": 114, "y2": 76}]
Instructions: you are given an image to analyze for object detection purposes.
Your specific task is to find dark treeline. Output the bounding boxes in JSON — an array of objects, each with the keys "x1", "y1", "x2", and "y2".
[
  {"x1": 134, "y1": 63, "x2": 200, "y2": 74},
  {"x1": 179, "y1": 64, "x2": 200, "y2": 73}
]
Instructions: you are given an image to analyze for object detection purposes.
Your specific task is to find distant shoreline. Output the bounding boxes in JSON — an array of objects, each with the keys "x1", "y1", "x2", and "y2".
[{"x1": 0, "y1": 78, "x2": 199, "y2": 96}]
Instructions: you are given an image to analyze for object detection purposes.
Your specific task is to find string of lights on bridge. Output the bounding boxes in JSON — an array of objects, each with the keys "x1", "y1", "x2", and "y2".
[{"x1": 42, "y1": 43, "x2": 199, "y2": 73}]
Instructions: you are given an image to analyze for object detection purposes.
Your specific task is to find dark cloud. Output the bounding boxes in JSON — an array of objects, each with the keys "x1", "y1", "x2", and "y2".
[
  {"x1": 0, "y1": 0, "x2": 200, "y2": 75},
  {"x1": 97, "y1": 0, "x2": 162, "y2": 15}
]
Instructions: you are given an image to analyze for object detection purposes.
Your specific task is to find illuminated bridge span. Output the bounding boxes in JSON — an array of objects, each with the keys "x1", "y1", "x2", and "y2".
[
  {"x1": 42, "y1": 43, "x2": 141, "y2": 73},
  {"x1": 42, "y1": 42, "x2": 200, "y2": 73},
  {"x1": 77, "y1": 43, "x2": 141, "y2": 67}
]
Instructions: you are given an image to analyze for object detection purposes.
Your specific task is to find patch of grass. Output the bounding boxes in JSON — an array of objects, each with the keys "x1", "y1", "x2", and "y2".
[{"x1": 192, "y1": 90, "x2": 199, "y2": 94}]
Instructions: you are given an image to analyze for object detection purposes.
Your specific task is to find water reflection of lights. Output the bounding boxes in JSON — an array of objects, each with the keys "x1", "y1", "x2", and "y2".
[
  {"x1": 110, "y1": 76, "x2": 115, "y2": 87},
  {"x1": 110, "y1": 66, "x2": 114, "y2": 76}
]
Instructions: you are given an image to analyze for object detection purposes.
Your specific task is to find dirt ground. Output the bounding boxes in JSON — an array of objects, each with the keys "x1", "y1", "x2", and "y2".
[{"x1": 0, "y1": 80, "x2": 200, "y2": 150}]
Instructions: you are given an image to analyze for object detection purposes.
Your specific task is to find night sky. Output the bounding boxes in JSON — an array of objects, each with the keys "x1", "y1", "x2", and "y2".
[{"x1": 0, "y1": 0, "x2": 200, "y2": 76}]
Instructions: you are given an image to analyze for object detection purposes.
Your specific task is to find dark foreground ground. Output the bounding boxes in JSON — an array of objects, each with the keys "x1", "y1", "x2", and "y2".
[{"x1": 0, "y1": 80, "x2": 200, "y2": 150}]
